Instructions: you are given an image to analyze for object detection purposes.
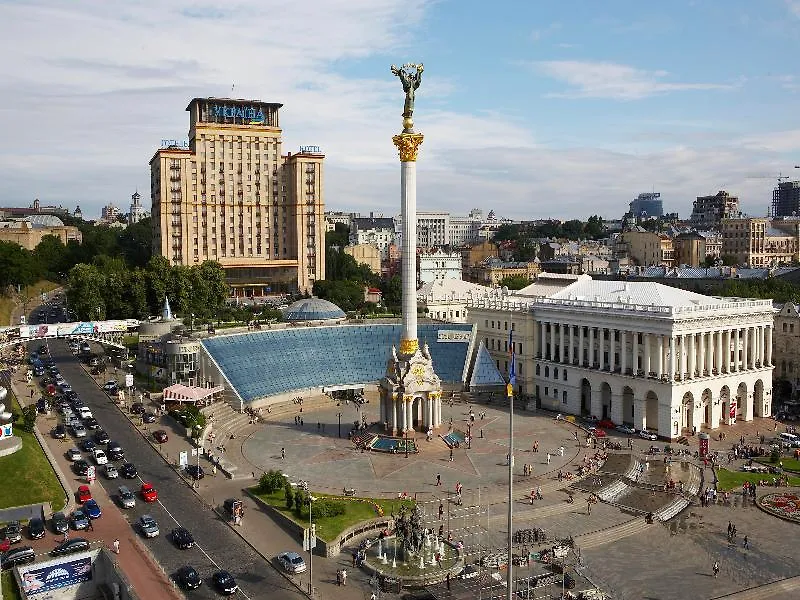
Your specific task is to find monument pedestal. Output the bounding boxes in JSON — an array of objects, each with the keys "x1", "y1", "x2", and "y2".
[{"x1": 380, "y1": 344, "x2": 442, "y2": 437}]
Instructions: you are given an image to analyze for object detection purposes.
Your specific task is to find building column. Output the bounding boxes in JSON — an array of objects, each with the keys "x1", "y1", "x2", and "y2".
[
  {"x1": 549, "y1": 322, "x2": 556, "y2": 361},
  {"x1": 733, "y1": 328, "x2": 740, "y2": 372},
  {"x1": 610, "y1": 393, "x2": 624, "y2": 426},
  {"x1": 705, "y1": 332, "x2": 713, "y2": 375},
  {"x1": 698, "y1": 332, "x2": 705, "y2": 376},
  {"x1": 743, "y1": 327, "x2": 750, "y2": 370},
  {"x1": 680, "y1": 335, "x2": 687, "y2": 380},
  {"x1": 644, "y1": 333, "x2": 651, "y2": 377},
  {"x1": 750, "y1": 326, "x2": 757, "y2": 368},
  {"x1": 657, "y1": 335, "x2": 664, "y2": 378},
  {"x1": 590, "y1": 389, "x2": 602, "y2": 420},
  {"x1": 609, "y1": 329, "x2": 616, "y2": 372},
  {"x1": 766, "y1": 325, "x2": 773, "y2": 366},
  {"x1": 391, "y1": 398, "x2": 397, "y2": 435},
  {"x1": 632, "y1": 331, "x2": 639, "y2": 376},
  {"x1": 568, "y1": 325, "x2": 575, "y2": 364},
  {"x1": 539, "y1": 320, "x2": 546, "y2": 359},
  {"x1": 559, "y1": 323, "x2": 565, "y2": 364},
  {"x1": 715, "y1": 330, "x2": 722, "y2": 375},
  {"x1": 669, "y1": 336, "x2": 676, "y2": 380},
  {"x1": 688, "y1": 334, "x2": 696, "y2": 379},
  {"x1": 579, "y1": 326, "x2": 585, "y2": 367},
  {"x1": 723, "y1": 329, "x2": 731, "y2": 373},
  {"x1": 755, "y1": 325, "x2": 762, "y2": 366},
  {"x1": 589, "y1": 327, "x2": 595, "y2": 367},
  {"x1": 620, "y1": 330, "x2": 627, "y2": 376}
]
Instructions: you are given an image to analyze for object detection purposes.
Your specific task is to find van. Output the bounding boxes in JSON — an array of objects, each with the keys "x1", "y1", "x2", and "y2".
[{"x1": 778, "y1": 432, "x2": 800, "y2": 447}]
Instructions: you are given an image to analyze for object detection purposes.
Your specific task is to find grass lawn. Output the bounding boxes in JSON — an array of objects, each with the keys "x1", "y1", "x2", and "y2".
[
  {"x1": 0, "y1": 281, "x2": 59, "y2": 326},
  {"x1": 756, "y1": 457, "x2": 800, "y2": 472},
  {"x1": 716, "y1": 468, "x2": 800, "y2": 491},
  {"x1": 0, "y1": 396, "x2": 65, "y2": 512},
  {"x1": 1, "y1": 571, "x2": 22, "y2": 600},
  {"x1": 252, "y1": 488, "x2": 414, "y2": 542}
]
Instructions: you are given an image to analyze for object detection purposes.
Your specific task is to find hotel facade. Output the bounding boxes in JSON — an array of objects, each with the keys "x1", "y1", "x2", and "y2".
[
  {"x1": 150, "y1": 98, "x2": 325, "y2": 296},
  {"x1": 468, "y1": 278, "x2": 774, "y2": 440}
]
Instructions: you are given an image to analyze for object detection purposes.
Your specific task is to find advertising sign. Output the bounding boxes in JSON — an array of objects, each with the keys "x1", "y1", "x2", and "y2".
[
  {"x1": 179, "y1": 451, "x2": 188, "y2": 467},
  {"x1": 86, "y1": 466, "x2": 96, "y2": 482},
  {"x1": 437, "y1": 330, "x2": 471, "y2": 343},
  {"x1": 19, "y1": 555, "x2": 93, "y2": 595},
  {"x1": 18, "y1": 324, "x2": 58, "y2": 339},
  {"x1": 730, "y1": 400, "x2": 737, "y2": 419},
  {"x1": 698, "y1": 432, "x2": 709, "y2": 457},
  {"x1": 125, "y1": 374, "x2": 134, "y2": 388}
]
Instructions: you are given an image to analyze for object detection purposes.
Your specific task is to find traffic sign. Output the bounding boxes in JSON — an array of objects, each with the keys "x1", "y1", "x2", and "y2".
[{"x1": 87, "y1": 466, "x2": 96, "y2": 483}]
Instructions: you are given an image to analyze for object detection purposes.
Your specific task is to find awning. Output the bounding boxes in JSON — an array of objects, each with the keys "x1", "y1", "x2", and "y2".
[{"x1": 163, "y1": 384, "x2": 224, "y2": 403}]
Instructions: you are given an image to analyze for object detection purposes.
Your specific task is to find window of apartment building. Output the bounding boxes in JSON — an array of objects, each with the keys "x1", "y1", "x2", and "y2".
[
  {"x1": 544, "y1": 387, "x2": 549, "y2": 397},
  {"x1": 562, "y1": 391, "x2": 568, "y2": 404},
  {"x1": 563, "y1": 370, "x2": 567, "y2": 381},
  {"x1": 536, "y1": 364, "x2": 540, "y2": 375},
  {"x1": 545, "y1": 366, "x2": 549, "y2": 378}
]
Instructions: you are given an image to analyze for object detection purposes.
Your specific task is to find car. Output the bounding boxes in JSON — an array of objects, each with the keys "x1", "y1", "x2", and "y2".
[
  {"x1": 94, "y1": 430, "x2": 110, "y2": 445},
  {"x1": 120, "y1": 463, "x2": 137, "y2": 479},
  {"x1": 153, "y1": 430, "x2": 168, "y2": 444},
  {"x1": 1, "y1": 546, "x2": 36, "y2": 569},
  {"x1": 77, "y1": 407, "x2": 93, "y2": 420},
  {"x1": 93, "y1": 449, "x2": 108, "y2": 465},
  {"x1": 52, "y1": 424, "x2": 67, "y2": 439},
  {"x1": 50, "y1": 512, "x2": 69, "y2": 534},
  {"x1": 66, "y1": 447, "x2": 81, "y2": 462},
  {"x1": 142, "y1": 412, "x2": 157, "y2": 424},
  {"x1": 140, "y1": 482, "x2": 158, "y2": 502},
  {"x1": 171, "y1": 527, "x2": 195, "y2": 550},
  {"x1": 72, "y1": 459, "x2": 90, "y2": 476},
  {"x1": 80, "y1": 342, "x2": 91, "y2": 354},
  {"x1": 639, "y1": 429, "x2": 658, "y2": 441},
  {"x1": 50, "y1": 538, "x2": 90, "y2": 557},
  {"x1": 176, "y1": 565, "x2": 203, "y2": 590},
  {"x1": 36, "y1": 398, "x2": 49, "y2": 413},
  {"x1": 102, "y1": 380, "x2": 117, "y2": 392},
  {"x1": 4, "y1": 521, "x2": 21, "y2": 544},
  {"x1": 138, "y1": 514, "x2": 159, "y2": 538},
  {"x1": 598, "y1": 419, "x2": 616, "y2": 429},
  {"x1": 117, "y1": 486, "x2": 136, "y2": 509},
  {"x1": 80, "y1": 439, "x2": 96, "y2": 452},
  {"x1": 107, "y1": 443, "x2": 124, "y2": 461},
  {"x1": 104, "y1": 464, "x2": 119, "y2": 479},
  {"x1": 185, "y1": 464, "x2": 204, "y2": 480},
  {"x1": 68, "y1": 341, "x2": 79, "y2": 351},
  {"x1": 71, "y1": 424, "x2": 87, "y2": 438},
  {"x1": 84, "y1": 499, "x2": 102, "y2": 519},
  {"x1": 76, "y1": 485, "x2": 92, "y2": 503},
  {"x1": 70, "y1": 509, "x2": 90, "y2": 531},
  {"x1": 130, "y1": 403, "x2": 145, "y2": 415},
  {"x1": 83, "y1": 417, "x2": 99, "y2": 430},
  {"x1": 278, "y1": 551, "x2": 307, "y2": 574},
  {"x1": 593, "y1": 428, "x2": 607, "y2": 438},
  {"x1": 212, "y1": 570, "x2": 238, "y2": 595},
  {"x1": 88, "y1": 356, "x2": 101, "y2": 367},
  {"x1": 58, "y1": 383, "x2": 73, "y2": 394},
  {"x1": 32, "y1": 365, "x2": 46, "y2": 377},
  {"x1": 27, "y1": 517, "x2": 45, "y2": 540},
  {"x1": 616, "y1": 424, "x2": 637, "y2": 435}
]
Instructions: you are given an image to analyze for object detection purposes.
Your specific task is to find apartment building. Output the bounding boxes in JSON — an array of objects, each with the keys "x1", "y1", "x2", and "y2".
[{"x1": 720, "y1": 216, "x2": 799, "y2": 267}]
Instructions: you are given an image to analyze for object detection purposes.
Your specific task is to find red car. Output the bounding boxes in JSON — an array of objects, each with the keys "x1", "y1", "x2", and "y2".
[
  {"x1": 76, "y1": 485, "x2": 92, "y2": 503},
  {"x1": 140, "y1": 482, "x2": 158, "y2": 503},
  {"x1": 593, "y1": 428, "x2": 607, "y2": 438},
  {"x1": 597, "y1": 419, "x2": 616, "y2": 429},
  {"x1": 153, "y1": 430, "x2": 168, "y2": 444},
  {"x1": 0, "y1": 537, "x2": 10, "y2": 552}
]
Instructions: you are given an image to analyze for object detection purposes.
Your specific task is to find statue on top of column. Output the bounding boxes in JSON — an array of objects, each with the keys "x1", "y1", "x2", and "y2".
[{"x1": 391, "y1": 63, "x2": 424, "y2": 132}]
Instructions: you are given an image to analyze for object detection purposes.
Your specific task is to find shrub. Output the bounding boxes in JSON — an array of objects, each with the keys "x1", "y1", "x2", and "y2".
[
  {"x1": 294, "y1": 489, "x2": 306, "y2": 516},
  {"x1": 770, "y1": 448, "x2": 781, "y2": 464},
  {"x1": 259, "y1": 469, "x2": 285, "y2": 494},
  {"x1": 311, "y1": 500, "x2": 346, "y2": 519},
  {"x1": 21, "y1": 405, "x2": 37, "y2": 433},
  {"x1": 284, "y1": 482, "x2": 294, "y2": 510}
]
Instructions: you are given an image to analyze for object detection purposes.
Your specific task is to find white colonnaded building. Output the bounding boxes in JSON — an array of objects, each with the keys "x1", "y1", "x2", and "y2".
[{"x1": 468, "y1": 277, "x2": 774, "y2": 440}]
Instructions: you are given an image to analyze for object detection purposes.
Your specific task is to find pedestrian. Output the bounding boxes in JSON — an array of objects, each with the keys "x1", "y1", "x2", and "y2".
[
  {"x1": 88, "y1": 520, "x2": 94, "y2": 532},
  {"x1": 546, "y1": 453, "x2": 551, "y2": 465},
  {"x1": 713, "y1": 561, "x2": 720, "y2": 578},
  {"x1": 371, "y1": 593, "x2": 377, "y2": 600},
  {"x1": 727, "y1": 521, "x2": 732, "y2": 537},
  {"x1": 743, "y1": 535, "x2": 749, "y2": 550},
  {"x1": 336, "y1": 569, "x2": 341, "y2": 586},
  {"x1": 559, "y1": 446, "x2": 564, "y2": 457},
  {"x1": 113, "y1": 539, "x2": 120, "y2": 554},
  {"x1": 447, "y1": 572, "x2": 451, "y2": 590},
  {"x1": 281, "y1": 447, "x2": 286, "y2": 460},
  {"x1": 449, "y1": 448, "x2": 454, "y2": 462},
  {"x1": 352, "y1": 552, "x2": 357, "y2": 567},
  {"x1": 212, "y1": 464, "x2": 217, "y2": 476},
  {"x1": 439, "y1": 503, "x2": 444, "y2": 520},
  {"x1": 341, "y1": 569, "x2": 347, "y2": 586},
  {"x1": 436, "y1": 473, "x2": 441, "y2": 486}
]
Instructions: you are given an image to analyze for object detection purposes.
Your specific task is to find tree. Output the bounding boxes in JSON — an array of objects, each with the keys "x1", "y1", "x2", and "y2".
[
  {"x1": 66, "y1": 263, "x2": 105, "y2": 320},
  {"x1": 584, "y1": 215, "x2": 604, "y2": 239},
  {"x1": 118, "y1": 217, "x2": 153, "y2": 268},
  {"x1": 34, "y1": 235, "x2": 67, "y2": 280},
  {"x1": 325, "y1": 223, "x2": 349, "y2": 249},
  {"x1": 498, "y1": 275, "x2": 530, "y2": 290},
  {"x1": 380, "y1": 275, "x2": 402, "y2": 312},
  {"x1": 21, "y1": 405, "x2": 37, "y2": 433},
  {"x1": 146, "y1": 256, "x2": 172, "y2": 315},
  {"x1": 313, "y1": 279, "x2": 365, "y2": 311},
  {"x1": 493, "y1": 224, "x2": 519, "y2": 242},
  {"x1": 0, "y1": 241, "x2": 39, "y2": 289}
]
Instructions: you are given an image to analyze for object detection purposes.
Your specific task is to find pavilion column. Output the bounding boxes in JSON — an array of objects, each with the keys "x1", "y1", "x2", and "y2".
[
  {"x1": 715, "y1": 330, "x2": 723, "y2": 375},
  {"x1": 559, "y1": 323, "x2": 565, "y2": 363},
  {"x1": 568, "y1": 325, "x2": 574, "y2": 364},
  {"x1": 632, "y1": 331, "x2": 639, "y2": 376},
  {"x1": 743, "y1": 327, "x2": 750, "y2": 370},
  {"x1": 723, "y1": 329, "x2": 731, "y2": 373},
  {"x1": 391, "y1": 399, "x2": 397, "y2": 434},
  {"x1": 589, "y1": 327, "x2": 595, "y2": 367},
  {"x1": 688, "y1": 334, "x2": 696, "y2": 379},
  {"x1": 644, "y1": 333, "x2": 651, "y2": 377},
  {"x1": 679, "y1": 335, "x2": 687, "y2": 379},
  {"x1": 579, "y1": 326, "x2": 585, "y2": 367},
  {"x1": 657, "y1": 335, "x2": 664, "y2": 378},
  {"x1": 549, "y1": 322, "x2": 556, "y2": 361},
  {"x1": 750, "y1": 326, "x2": 757, "y2": 368},
  {"x1": 766, "y1": 325, "x2": 773, "y2": 366},
  {"x1": 733, "y1": 329, "x2": 740, "y2": 372},
  {"x1": 620, "y1": 330, "x2": 627, "y2": 376},
  {"x1": 669, "y1": 336, "x2": 676, "y2": 380},
  {"x1": 698, "y1": 332, "x2": 705, "y2": 376},
  {"x1": 609, "y1": 329, "x2": 616, "y2": 372},
  {"x1": 755, "y1": 326, "x2": 762, "y2": 366},
  {"x1": 705, "y1": 332, "x2": 713, "y2": 375},
  {"x1": 540, "y1": 320, "x2": 547, "y2": 359}
]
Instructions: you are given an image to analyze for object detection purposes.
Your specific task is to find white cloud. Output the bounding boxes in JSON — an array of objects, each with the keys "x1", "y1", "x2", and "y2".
[
  {"x1": 533, "y1": 60, "x2": 733, "y2": 100},
  {"x1": 786, "y1": 0, "x2": 800, "y2": 18}
]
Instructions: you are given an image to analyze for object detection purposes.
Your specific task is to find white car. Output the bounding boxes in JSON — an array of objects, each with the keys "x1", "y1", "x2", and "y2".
[
  {"x1": 93, "y1": 449, "x2": 108, "y2": 465},
  {"x1": 78, "y1": 407, "x2": 93, "y2": 420},
  {"x1": 616, "y1": 424, "x2": 637, "y2": 435},
  {"x1": 277, "y1": 552, "x2": 307, "y2": 574},
  {"x1": 638, "y1": 429, "x2": 658, "y2": 441},
  {"x1": 105, "y1": 464, "x2": 119, "y2": 479}
]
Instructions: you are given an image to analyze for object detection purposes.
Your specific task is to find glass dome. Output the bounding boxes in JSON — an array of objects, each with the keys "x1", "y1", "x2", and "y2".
[{"x1": 282, "y1": 297, "x2": 346, "y2": 322}]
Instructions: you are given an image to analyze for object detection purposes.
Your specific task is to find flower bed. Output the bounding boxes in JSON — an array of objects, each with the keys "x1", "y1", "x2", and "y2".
[{"x1": 758, "y1": 492, "x2": 800, "y2": 522}]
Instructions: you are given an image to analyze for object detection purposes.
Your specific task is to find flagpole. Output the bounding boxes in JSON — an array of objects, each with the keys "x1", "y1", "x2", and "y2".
[{"x1": 506, "y1": 327, "x2": 515, "y2": 600}]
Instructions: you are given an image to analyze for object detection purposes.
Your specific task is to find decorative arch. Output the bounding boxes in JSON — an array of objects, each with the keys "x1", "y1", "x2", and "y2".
[
  {"x1": 701, "y1": 388, "x2": 713, "y2": 428},
  {"x1": 600, "y1": 382, "x2": 612, "y2": 421},
  {"x1": 736, "y1": 382, "x2": 748, "y2": 421},
  {"x1": 681, "y1": 391, "x2": 695, "y2": 432},
  {"x1": 622, "y1": 386, "x2": 634, "y2": 425},
  {"x1": 580, "y1": 378, "x2": 592, "y2": 416},
  {"x1": 720, "y1": 385, "x2": 731, "y2": 426}
]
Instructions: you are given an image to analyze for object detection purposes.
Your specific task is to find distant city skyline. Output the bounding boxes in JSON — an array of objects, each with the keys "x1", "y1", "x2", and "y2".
[{"x1": 1, "y1": 0, "x2": 799, "y2": 220}]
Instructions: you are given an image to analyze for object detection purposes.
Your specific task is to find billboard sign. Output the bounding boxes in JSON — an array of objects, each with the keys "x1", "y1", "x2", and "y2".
[
  {"x1": 18, "y1": 325, "x2": 58, "y2": 339},
  {"x1": 18, "y1": 555, "x2": 93, "y2": 595},
  {"x1": 160, "y1": 139, "x2": 189, "y2": 149},
  {"x1": 437, "y1": 330, "x2": 471, "y2": 343}
]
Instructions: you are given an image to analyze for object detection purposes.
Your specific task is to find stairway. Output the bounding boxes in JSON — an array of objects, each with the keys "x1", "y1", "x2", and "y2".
[
  {"x1": 709, "y1": 576, "x2": 800, "y2": 600},
  {"x1": 575, "y1": 517, "x2": 652, "y2": 550},
  {"x1": 202, "y1": 400, "x2": 251, "y2": 438}
]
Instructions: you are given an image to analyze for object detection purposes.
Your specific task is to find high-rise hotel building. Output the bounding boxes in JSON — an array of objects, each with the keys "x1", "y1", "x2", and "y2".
[{"x1": 150, "y1": 97, "x2": 325, "y2": 296}]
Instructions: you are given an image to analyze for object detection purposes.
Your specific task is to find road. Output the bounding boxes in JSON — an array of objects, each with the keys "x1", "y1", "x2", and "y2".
[{"x1": 47, "y1": 339, "x2": 306, "y2": 600}]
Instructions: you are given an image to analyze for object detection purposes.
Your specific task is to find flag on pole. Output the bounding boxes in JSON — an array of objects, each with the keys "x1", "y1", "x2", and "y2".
[{"x1": 507, "y1": 327, "x2": 516, "y2": 397}]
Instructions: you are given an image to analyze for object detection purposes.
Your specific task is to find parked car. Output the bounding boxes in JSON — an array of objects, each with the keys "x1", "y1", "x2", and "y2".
[
  {"x1": 77, "y1": 406, "x2": 93, "y2": 420},
  {"x1": 153, "y1": 430, "x2": 168, "y2": 444},
  {"x1": 80, "y1": 439, "x2": 96, "y2": 452},
  {"x1": 3, "y1": 521, "x2": 22, "y2": 544},
  {"x1": 102, "y1": 380, "x2": 117, "y2": 392},
  {"x1": 130, "y1": 403, "x2": 145, "y2": 415},
  {"x1": 70, "y1": 509, "x2": 90, "y2": 531},
  {"x1": 50, "y1": 512, "x2": 69, "y2": 534},
  {"x1": 93, "y1": 449, "x2": 108, "y2": 465},
  {"x1": 107, "y1": 442, "x2": 124, "y2": 461},
  {"x1": 70, "y1": 424, "x2": 87, "y2": 438},
  {"x1": 142, "y1": 412, "x2": 157, "y2": 424},
  {"x1": 593, "y1": 428, "x2": 607, "y2": 438},
  {"x1": 171, "y1": 527, "x2": 195, "y2": 550},
  {"x1": 94, "y1": 430, "x2": 110, "y2": 445},
  {"x1": 52, "y1": 424, "x2": 67, "y2": 439},
  {"x1": 138, "y1": 514, "x2": 159, "y2": 538},
  {"x1": 0, "y1": 538, "x2": 9, "y2": 553},
  {"x1": 66, "y1": 447, "x2": 81, "y2": 462},
  {"x1": 117, "y1": 486, "x2": 136, "y2": 509},
  {"x1": 76, "y1": 485, "x2": 92, "y2": 503},
  {"x1": 83, "y1": 417, "x2": 99, "y2": 430},
  {"x1": 36, "y1": 398, "x2": 49, "y2": 413},
  {"x1": 277, "y1": 551, "x2": 307, "y2": 574},
  {"x1": 50, "y1": 538, "x2": 90, "y2": 557},
  {"x1": 185, "y1": 465, "x2": 205, "y2": 480},
  {"x1": 88, "y1": 357, "x2": 101, "y2": 367},
  {"x1": 72, "y1": 459, "x2": 90, "y2": 476},
  {"x1": 639, "y1": 429, "x2": 658, "y2": 441},
  {"x1": 598, "y1": 419, "x2": 616, "y2": 429},
  {"x1": 120, "y1": 463, "x2": 138, "y2": 479},
  {"x1": 26, "y1": 518, "x2": 45, "y2": 540},
  {"x1": 212, "y1": 570, "x2": 238, "y2": 595},
  {"x1": 84, "y1": 499, "x2": 102, "y2": 519},
  {"x1": 140, "y1": 482, "x2": 158, "y2": 503},
  {"x1": 105, "y1": 464, "x2": 119, "y2": 479},
  {"x1": 1, "y1": 546, "x2": 36, "y2": 569},
  {"x1": 176, "y1": 565, "x2": 203, "y2": 590},
  {"x1": 615, "y1": 424, "x2": 637, "y2": 435}
]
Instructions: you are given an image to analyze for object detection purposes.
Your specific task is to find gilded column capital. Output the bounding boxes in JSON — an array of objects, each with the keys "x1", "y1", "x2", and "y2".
[
  {"x1": 392, "y1": 132, "x2": 424, "y2": 162},
  {"x1": 399, "y1": 338, "x2": 419, "y2": 355}
]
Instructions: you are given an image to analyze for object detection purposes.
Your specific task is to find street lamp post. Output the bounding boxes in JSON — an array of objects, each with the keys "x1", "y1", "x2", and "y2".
[
  {"x1": 308, "y1": 495, "x2": 317, "y2": 595},
  {"x1": 405, "y1": 430, "x2": 409, "y2": 458},
  {"x1": 337, "y1": 412, "x2": 342, "y2": 438}
]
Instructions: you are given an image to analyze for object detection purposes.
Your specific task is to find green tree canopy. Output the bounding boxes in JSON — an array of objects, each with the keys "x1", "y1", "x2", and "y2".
[{"x1": 498, "y1": 275, "x2": 530, "y2": 290}]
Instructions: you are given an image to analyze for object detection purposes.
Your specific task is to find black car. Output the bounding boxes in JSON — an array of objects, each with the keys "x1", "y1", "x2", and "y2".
[
  {"x1": 185, "y1": 464, "x2": 205, "y2": 480},
  {"x1": 171, "y1": 527, "x2": 195, "y2": 550},
  {"x1": 107, "y1": 442, "x2": 124, "y2": 461},
  {"x1": 130, "y1": 403, "x2": 145, "y2": 415},
  {"x1": 72, "y1": 460, "x2": 90, "y2": 476},
  {"x1": 120, "y1": 463, "x2": 138, "y2": 478},
  {"x1": 142, "y1": 412, "x2": 157, "y2": 424},
  {"x1": 36, "y1": 398, "x2": 49, "y2": 413},
  {"x1": 27, "y1": 518, "x2": 45, "y2": 540},
  {"x1": 52, "y1": 424, "x2": 67, "y2": 439},
  {"x1": 50, "y1": 538, "x2": 90, "y2": 557},
  {"x1": 79, "y1": 439, "x2": 96, "y2": 452},
  {"x1": 83, "y1": 417, "x2": 99, "y2": 430},
  {"x1": 212, "y1": 570, "x2": 238, "y2": 595},
  {"x1": 176, "y1": 565, "x2": 203, "y2": 590},
  {"x1": 2, "y1": 546, "x2": 36, "y2": 569},
  {"x1": 51, "y1": 512, "x2": 69, "y2": 534},
  {"x1": 94, "y1": 430, "x2": 110, "y2": 445}
]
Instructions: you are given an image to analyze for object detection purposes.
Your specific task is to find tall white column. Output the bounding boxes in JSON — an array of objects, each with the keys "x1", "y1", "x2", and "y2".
[
  {"x1": 549, "y1": 322, "x2": 556, "y2": 361},
  {"x1": 733, "y1": 329, "x2": 740, "y2": 372},
  {"x1": 724, "y1": 329, "x2": 731, "y2": 373},
  {"x1": 609, "y1": 329, "x2": 616, "y2": 372},
  {"x1": 669, "y1": 336, "x2": 676, "y2": 379},
  {"x1": 559, "y1": 323, "x2": 565, "y2": 364},
  {"x1": 620, "y1": 330, "x2": 627, "y2": 375},
  {"x1": 589, "y1": 327, "x2": 595, "y2": 367},
  {"x1": 680, "y1": 335, "x2": 687, "y2": 379},
  {"x1": 568, "y1": 325, "x2": 574, "y2": 364},
  {"x1": 715, "y1": 330, "x2": 722, "y2": 374},
  {"x1": 743, "y1": 327, "x2": 750, "y2": 370},
  {"x1": 698, "y1": 332, "x2": 705, "y2": 376},
  {"x1": 657, "y1": 335, "x2": 664, "y2": 377},
  {"x1": 750, "y1": 326, "x2": 757, "y2": 368},
  {"x1": 392, "y1": 400, "x2": 397, "y2": 433},
  {"x1": 399, "y1": 159, "x2": 419, "y2": 353},
  {"x1": 766, "y1": 325, "x2": 773, "y2": 366},
  {"x1": 579, "y1": 326, "x2": 585, "y2": 366},
  {"x1": 540, "y1": 321, "x2": 547, "y2": 359},
  {"x1": 644, "y1": 333, "x2": 651, "y2": 377},
  {"x1": 632, "y1": 331, "x2": 639, "y2": 375},
  {"x1": 688, "y1": 334, "x2": 696, "y2": 379},
  {"x1": 705, "y1": 332, "x2": 713, "y2": 375}
]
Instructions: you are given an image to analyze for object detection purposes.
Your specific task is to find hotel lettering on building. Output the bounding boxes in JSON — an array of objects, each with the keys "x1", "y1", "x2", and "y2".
[{"x1": 150, "y1": 98, "x2": 325, "y2": 296}]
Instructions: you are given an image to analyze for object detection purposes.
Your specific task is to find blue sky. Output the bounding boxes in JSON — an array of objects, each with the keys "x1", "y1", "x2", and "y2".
[{"x1": 1, "y1": 0, "x2": 799, "y2": 220}]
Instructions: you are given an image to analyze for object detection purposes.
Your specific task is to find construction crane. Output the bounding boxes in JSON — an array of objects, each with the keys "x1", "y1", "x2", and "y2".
[{"x1": 744, "y1": 171, "x2": 791, "y2": 183}]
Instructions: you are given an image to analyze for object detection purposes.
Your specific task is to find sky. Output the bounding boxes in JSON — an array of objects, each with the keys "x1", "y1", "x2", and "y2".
[{"x1": 1, "y1": 0, "x2": 800, "y2": 221}]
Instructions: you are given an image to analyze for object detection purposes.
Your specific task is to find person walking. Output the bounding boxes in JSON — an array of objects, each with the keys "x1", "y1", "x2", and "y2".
[
  {"x1": 546, "y1": 453, "x2": 551, "y2": 465},
  {"x1": 281, "y1": 447, "x2": 286, "y2": 460},
  {"x1": 439, "y1": 503, "x2": 444, "y2": 520},
  {"x1": 113, "y1": 539, "x2": 120, "y2": 554},
  {"x1": 436, "y1": 473, "x2": 441, "y2": 486},
  {"x1": 713, "y1": 561, "x2": 720, "y2": 578},
  {"x1": 449, "y1": 448, "x2": 454, "y2": 462},
  {"x1": 341, "y1": 568, "x2": 347, "y2": 586},
  {"x1": 743, "y1": 535, "x2": 749, "y2": 550}
]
